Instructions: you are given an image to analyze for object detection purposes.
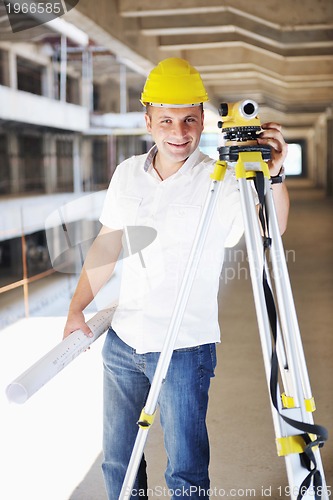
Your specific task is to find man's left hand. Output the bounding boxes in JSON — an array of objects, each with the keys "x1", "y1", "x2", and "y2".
[{"x1": 257, "y1": 122, "x2": 288, "y2": 176}]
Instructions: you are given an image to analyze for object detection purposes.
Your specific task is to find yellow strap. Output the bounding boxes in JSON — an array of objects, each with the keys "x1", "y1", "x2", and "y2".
[{"x1": 137, "y1": 408, "x2": 156, "y2": 429}]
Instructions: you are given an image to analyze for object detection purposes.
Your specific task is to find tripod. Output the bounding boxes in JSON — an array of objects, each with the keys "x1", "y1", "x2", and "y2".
[
  {"x1": 119, "y1": 105, "x2": 328, "y2": 500},
  {"x1": 221, "y1": 148, "x2": 328, "y2": 500}
]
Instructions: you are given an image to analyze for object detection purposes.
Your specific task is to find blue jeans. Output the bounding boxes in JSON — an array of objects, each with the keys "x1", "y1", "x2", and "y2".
[{"x1": 102, "y1": 328, "x2": 217, "y2": 500}]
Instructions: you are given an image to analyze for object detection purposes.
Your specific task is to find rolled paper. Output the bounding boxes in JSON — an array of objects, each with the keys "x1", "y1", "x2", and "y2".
[{"x1": 6, "y1": 304, "x2": 117, "y2": 404}]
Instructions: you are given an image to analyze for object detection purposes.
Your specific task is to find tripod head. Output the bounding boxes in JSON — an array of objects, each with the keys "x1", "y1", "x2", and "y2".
[{"x1": 217, "y1": 99, "x2": 271, "y2": 162}]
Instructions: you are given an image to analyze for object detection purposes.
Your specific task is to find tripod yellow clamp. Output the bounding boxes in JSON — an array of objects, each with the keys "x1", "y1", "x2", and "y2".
[
  {"x1": 235, "y1": 151, "x2": 270, "y2": 180},
  {"x1": 137, "y1": 408, "x2": 156, "y2": 429},
  {"x1": 210, "y1": 160, "x2": 227, "y2": 181},
  {"x1": 281, "y1": 393, "x2": 316, "y2": 413},
  {"x1": 276, "y1": 433, "x2": 318, "y2": 457}
]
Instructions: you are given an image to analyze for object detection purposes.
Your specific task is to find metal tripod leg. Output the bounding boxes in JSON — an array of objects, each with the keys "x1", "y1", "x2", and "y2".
[
  {"x1": 119, "y1": 163, "x2": 227, "y2": 499},
  {"x1": 237, "y1": 161, "x2": 328, "y2": 499},
  {"x1": 264, "y1": 178, "x2": 328, "y2": 499}
]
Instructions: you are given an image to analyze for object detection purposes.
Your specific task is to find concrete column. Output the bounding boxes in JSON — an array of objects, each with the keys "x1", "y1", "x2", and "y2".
[
  {"x1": 319, "y1": 116, "x2": 328, "y2": 188},
  {"x1": 81, "y1": 49, "x2": 93, "y2": 110},
  {"x1": 108, "y1": 134, "x2": 116, "y2": 180},
  {"x1": 0, "y1": 49, "x2": 11, "y2": 87},
  {"x1": 119, "y1": 63, "x2": 127, "y2": 114},
  {"x1": 44, "y1": 134, "x2": 57, "y2": 194},
  {"x1": 81, "y1": 138, "x2": 93, "y2": 191},
  {"x1": 42, "y1": 62, "x2": 54, "y2": 99},
  {"x1": 8, "y1": 49, "x2": 17, "y2": 89},
  {"x1": 7, "y1": 133, "x2": 20, "y2": 193},
  {"x1": 60, "y1": 35, "x2": 67, "y2": 103},
  {"x1": 326, "y1": 112, "x2": 333, "y2": 197},
  {"x1": 306, "y1": 129, "x2": 315, "y2": 182},
  {"x1": 312, "y1": 114, "x2": 327, "y2": 188},
  {"x1": 73, "y1": 134, "x2": 83, "y2": 193}
]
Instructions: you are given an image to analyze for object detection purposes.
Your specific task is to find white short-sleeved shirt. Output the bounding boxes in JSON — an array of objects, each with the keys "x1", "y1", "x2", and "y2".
[{"x1": 100, "y1": 146, "x2": 247, "y2": 353}]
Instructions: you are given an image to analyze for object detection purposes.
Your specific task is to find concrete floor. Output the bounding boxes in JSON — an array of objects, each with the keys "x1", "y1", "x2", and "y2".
[
  {"x1": 1, "y1": 180, "x2": 332, "y2": 500},
  {"x1": 69, "y1": 180, "x2": 333, "y2": 499}
]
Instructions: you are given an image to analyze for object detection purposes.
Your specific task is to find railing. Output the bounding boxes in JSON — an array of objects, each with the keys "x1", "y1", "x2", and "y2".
[{"x1": 0, "y1": 231, "x2": 57, "y2": 318}]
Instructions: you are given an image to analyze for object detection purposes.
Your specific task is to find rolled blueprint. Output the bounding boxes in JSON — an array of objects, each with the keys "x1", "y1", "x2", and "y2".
[{"x1": 6, "y1": 304, "x2": 117, "y2": 404}]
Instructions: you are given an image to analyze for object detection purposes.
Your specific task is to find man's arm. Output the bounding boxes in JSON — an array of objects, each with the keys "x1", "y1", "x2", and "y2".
[
  {"x1": 63, "y1": 225, "x2": 122, "y2": 339},
  {"x1": 257, "y1": 122, "x2": 290, "y2": 234}
]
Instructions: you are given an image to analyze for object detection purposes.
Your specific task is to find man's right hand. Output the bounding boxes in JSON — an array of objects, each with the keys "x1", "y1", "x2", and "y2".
[{"x1": 63, "y1": 309, "x2": 92, "y2": 340}]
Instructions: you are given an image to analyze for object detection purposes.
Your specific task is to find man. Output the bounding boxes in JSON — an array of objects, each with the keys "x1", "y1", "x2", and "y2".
[{"x1": 63, "y1": 58, "x2": 289, "y2": 499}]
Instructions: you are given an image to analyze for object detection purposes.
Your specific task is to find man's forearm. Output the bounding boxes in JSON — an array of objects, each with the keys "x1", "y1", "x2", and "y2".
[
  {"x1": 272, "y1": 182, "x2": 290, "y2": 234},
  {"x1": 63, "y1": 226, "x2": 122, "y2": 338},
  {"x1": 68, "y1": 226, "x2": 122, "y2": 314},
  {"x1": 68, "y1": 265, "x2": 114, "y2": 313}
]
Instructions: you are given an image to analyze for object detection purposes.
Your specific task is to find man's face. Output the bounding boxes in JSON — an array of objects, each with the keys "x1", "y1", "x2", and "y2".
[{"x1": 145, "y1": 106, "x2": 204, "y2": 165}]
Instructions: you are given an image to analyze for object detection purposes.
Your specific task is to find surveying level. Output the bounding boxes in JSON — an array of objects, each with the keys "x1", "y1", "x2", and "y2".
[
  {"x1": 217, "y1": 100, "x2": 328, "y2": 500},
  {"x1": 119, "y1": 100, "x2": 328, "y2": 500}
]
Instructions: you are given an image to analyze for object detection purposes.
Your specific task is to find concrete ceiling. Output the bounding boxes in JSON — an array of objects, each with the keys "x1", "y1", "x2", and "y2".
[
  {"x1": 1, "y1": 0, "x2": 332, "y2": 131},
  {"x1": 65, "y1": 0, "x2": 333, "y2": 129}
]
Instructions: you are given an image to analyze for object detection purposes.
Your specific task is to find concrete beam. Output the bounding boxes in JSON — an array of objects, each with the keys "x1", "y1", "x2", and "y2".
[
  {"x1": 119, "y1": 0, "x2": 333, "y2": 26},
  {"x1": 65, "y1": 0, "x2": 156, "y2": 73},
  {"x1": 0, "y1": 86, "x2": 89, "y2": 132}
]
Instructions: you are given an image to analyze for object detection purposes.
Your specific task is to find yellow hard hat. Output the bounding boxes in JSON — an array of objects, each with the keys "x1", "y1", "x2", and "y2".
[{"x1": 141, "y1": 58, "x2": 209, "y2": 107}]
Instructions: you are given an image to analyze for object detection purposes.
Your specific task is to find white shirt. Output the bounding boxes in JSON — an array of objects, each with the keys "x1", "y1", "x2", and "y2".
[{"x1": 100, "y1": 146, "x2": 246, "y2": 353}]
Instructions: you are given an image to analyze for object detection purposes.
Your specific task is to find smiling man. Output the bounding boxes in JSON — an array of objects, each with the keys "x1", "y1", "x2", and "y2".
[{"x1": 63, "y1": 58, "x2": 289, "y2": 499}]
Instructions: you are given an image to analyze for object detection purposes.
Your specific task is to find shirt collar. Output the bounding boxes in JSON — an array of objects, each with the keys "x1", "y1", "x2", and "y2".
[
  {"x1": 144, "y1": 144, "x2": 158, "y2": 172},
  {"x1": 143, "y1": 145, "x2": 201, "y2": 177}
]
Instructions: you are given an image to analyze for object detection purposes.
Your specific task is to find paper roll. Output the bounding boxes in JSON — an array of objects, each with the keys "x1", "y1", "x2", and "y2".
[{"x1": 6, "y1": 304, "x2": 117, "y2": 404}]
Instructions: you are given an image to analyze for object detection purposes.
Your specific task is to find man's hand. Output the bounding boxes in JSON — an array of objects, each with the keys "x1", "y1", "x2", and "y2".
[
  {"x1": 63, "y1": 309, "x2": 92, "y2": 340},
  {"x1": 256, "y1": 121, "x2": 289, "y2": 234},
  {"x1": 257, "y1": 122, "x2": 288, "y2": 176}
]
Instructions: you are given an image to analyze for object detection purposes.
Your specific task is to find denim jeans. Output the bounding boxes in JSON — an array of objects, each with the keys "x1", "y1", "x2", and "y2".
[{"x1": 101, "y1": 328, "x2": 217, "y2": 500}]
